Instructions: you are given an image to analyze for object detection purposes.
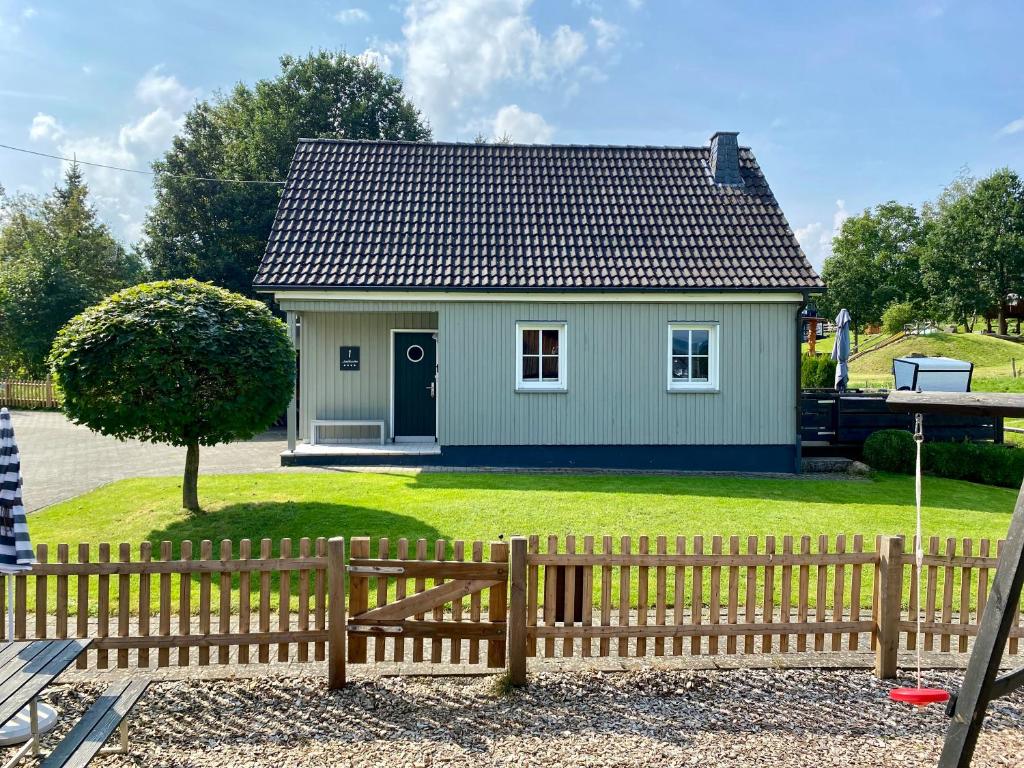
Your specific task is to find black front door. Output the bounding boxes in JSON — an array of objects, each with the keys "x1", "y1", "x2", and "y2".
[{"x1": 393, "y1": 332, "x2": 437, "y2": 439}]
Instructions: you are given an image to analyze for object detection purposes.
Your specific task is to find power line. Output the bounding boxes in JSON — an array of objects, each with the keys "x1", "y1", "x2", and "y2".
[{"x1": 0, "y1": 142, "x2": 287, "y2": 186}]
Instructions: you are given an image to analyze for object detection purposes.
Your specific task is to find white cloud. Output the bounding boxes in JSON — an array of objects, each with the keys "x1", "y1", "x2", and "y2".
[
  {"x1": 626, "y1": 0, "x2": 643, "y2": 8},
  {"x1": 997, "y1": 116, "x2": 1024, "y2": 137},
  {"x1": 400, "y1": 0, "x2": 587, "y2": 130},
  {"x1": 589, "y1": 17, "x2": 622, "y2": 50},
  {"x1": 135, "y1": 68, "x2": 197, "y2": 112},
  {"x1": 492, "y1": 104, "x2": 553, "y2": 143},
  {"x1": 31, "y1": 69, "x2": 199, "y2": 242},
  {"x1": 81, "y1": 64, "x2": 93, "y2": 76},
  {"x1": 29, "y1": 112, "x2": 64, "y2": 142},
  {"x1": 335, "y1": 8, "x2": 370, "y2": 23},
  {"x1": 357, "y1": 48, "x2": 393, "y2": 72},
  {"x1": 796, "y1": 199, "x2": 849, "y2": 271},
  {"x1": 21, "y1": 7, "x2": 36, "y2": 19}
]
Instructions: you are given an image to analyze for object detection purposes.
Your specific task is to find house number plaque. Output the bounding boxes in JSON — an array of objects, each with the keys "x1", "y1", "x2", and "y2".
[{"x1": 340, "y1": 346, "x2": 360, "y2": 371}]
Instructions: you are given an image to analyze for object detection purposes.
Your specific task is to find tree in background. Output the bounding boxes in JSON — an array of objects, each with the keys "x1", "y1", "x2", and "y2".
[
  {"x1": 50, "y1": 280, "x2": 295, "y2": 512},
  {"x1": 144, "y1": 51, "x2": 431, "y2": 298},
  {"x1": 819, "y1": 203, "x2": 929, "y2": 342},
  {"x1": 926, "y1": 169, "x2": 1024, "y2": 335},
  {"x1": 0, "y1": 165, "x2": 143, "y2": 377},
  {"x1": 920, "y1": 173, "x2": 990, "y2": 332}
]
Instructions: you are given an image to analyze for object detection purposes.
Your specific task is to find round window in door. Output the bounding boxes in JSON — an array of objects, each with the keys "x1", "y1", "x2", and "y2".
[{"x1": 406, "y1": 344, "x2": 425, "y2": 363}]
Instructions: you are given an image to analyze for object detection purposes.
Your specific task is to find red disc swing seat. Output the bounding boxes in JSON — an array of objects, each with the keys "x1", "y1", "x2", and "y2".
[{"x1": 890, "y1": 687, "x2": 950, "y2": 706}]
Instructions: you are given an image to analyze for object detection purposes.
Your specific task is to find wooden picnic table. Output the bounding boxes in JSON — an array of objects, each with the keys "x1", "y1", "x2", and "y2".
[{"x1": 0, "y1": 639, "x2": 91, "y2": 767}]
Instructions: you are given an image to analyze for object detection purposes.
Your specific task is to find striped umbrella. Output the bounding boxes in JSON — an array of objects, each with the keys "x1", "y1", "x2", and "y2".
[
  {"x1": 0, "y1": 408, "x2": 34, "y2": 641},
  {"x1": 0, "y1": 408, "x2": 56, "y2": 747}
]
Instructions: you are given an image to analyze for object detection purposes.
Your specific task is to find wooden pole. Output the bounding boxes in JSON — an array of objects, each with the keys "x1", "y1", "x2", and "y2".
[
  {"x1": 806, "y1": 318, "x2": 818, "y2": 356},
  {"x1": 508, "y1": 537, "x2": 527, "y2": 686},
  {"x1": 875, "y1": 535, "x2": 903, "y2": 679},
  {"x1": 327, "y1": 537, "x2": 346, "y2": 690}
]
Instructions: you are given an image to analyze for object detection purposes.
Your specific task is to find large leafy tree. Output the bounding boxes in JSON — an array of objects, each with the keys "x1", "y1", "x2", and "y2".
[
  {"x1": 144, "y1": 51, "x2": 431, "y2": 297},
  {"x1": 819, "y1": 203, "x2": 929, "y2": 345},
  {"x1": 0, "y1": 165, "x2": 143, "y2": 377},
  {"x1": 920, "y1": 174, "x2": 990, "y2": 331},
  {"x1": 50, "y1": 280, "x2": 295, "y2": 512},
  {"x1": 926, "y1": 169, "x2": 1024, "y2": 335}
]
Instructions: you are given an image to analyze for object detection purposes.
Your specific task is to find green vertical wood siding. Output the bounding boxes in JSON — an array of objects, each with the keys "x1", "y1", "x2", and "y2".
[
  {"x1": 294, "y1": 300, "x2": 798, "y2": 446},
  {"x1": 298, "y1": 311, "x2": 436, "y2": 440}
]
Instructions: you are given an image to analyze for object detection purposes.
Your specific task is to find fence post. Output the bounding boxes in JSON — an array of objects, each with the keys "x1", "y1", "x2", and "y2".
[
  {"x1": 488, "y1": 540, "x2": 509, "y2": 669},
  {"x1": 347, "y1": 537, "x2": 370, "y2": 663},
  {"x1": 875, "y1": 535, "x2": 904, "y2": 679},
  {"x1": 45, "y1": 379, "x2": 54, "y2": 408},
  {"x1": 327, "y1": 537, "x2": 346, "y2": 689},
  {"x1": 508, "y1": 536, "x2": 528, "y2": 686}
]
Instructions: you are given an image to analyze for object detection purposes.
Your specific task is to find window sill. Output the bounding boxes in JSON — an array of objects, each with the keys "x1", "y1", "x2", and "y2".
[
  {"x1": 515, "y1": 386, "x2": 568, "y2": 394},
  {"x1": 667, "y1": 385, "x2": 720, "y2": 394}
]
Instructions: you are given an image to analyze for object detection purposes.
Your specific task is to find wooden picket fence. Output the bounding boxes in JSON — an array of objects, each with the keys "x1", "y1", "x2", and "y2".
[
  {"x1": 2, "y1": 534, "x2": 1022, "y2": 687},
  {"x1": 0, "y1": 379, "x2": 58, "y2": 408},
  {"x1": 517, "y1": 534, "x2": 877, "y2": 660},
  {"x1": 0, "y1": 538, "x2": 332, "y2": 669},
  {"x1": 901, "y1": 536, "x2": 1024, "y2": 655}
]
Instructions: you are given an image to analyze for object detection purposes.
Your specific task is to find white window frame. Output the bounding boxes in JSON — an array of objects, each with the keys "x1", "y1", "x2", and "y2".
[
  {"x1": 515, "y1": 321, "x2": 567, "y2": 392},
  {"x1": 667, "y1": 322, "x2": 720, "y2": 393}
]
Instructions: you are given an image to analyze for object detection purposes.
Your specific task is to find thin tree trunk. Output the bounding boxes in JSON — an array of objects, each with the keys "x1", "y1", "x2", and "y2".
[
  {"x1": 183, "y1": 439, "x2": 200, "y2": 513},
  {"x1": 999, "y1": 306, "x2": 1008, "y2": 336}
]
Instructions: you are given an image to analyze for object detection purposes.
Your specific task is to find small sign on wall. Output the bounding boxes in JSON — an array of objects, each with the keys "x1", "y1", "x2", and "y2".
[{"x1": 340, "y1": 346, "x2": 360, "y2": 371}]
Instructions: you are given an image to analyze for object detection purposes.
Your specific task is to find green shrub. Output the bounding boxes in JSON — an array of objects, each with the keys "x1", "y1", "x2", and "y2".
[
  {"x1": 801, "y1": 354, "x2": 838, "y2": 388},
  {"x1": 882, "y1": 301, "x2": 917, "y2": 335},
  {"x1": 863, "y1": 429, "x2": 1024, "y2": 488},
  {"x1": 923, "y1": 441, "x2": 1024, "y2": 488},
  {"x1": 863, "y1": 429, "x2": 916, "y2": 473}
]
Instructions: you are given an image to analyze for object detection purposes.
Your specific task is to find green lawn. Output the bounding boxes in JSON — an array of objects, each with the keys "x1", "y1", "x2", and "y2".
[
  {"x1": 25, "y1": 470, "x2": 1019, "y2": 616},
  {"x1": 34, "y1": 470, "x2": 1018, "y2": 549}
]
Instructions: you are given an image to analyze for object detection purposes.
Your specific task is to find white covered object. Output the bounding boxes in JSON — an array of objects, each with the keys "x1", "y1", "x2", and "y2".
[{"x1": 892, "y1": 356, "x2": 973, "y2": 392}]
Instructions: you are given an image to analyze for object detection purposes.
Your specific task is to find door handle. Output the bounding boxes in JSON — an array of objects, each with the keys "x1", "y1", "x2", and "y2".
[{"x1": 427, "y1": 382, "x2": 436, "y2": 399}]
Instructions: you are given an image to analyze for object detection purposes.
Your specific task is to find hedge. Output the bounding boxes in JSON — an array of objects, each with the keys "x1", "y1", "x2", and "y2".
[
  {"x1": 863, "y1": 429, "x2": 1024, "y2": 488},
  {"x1": 801, "y1": 354, "x2": 837, "y2": 389}
]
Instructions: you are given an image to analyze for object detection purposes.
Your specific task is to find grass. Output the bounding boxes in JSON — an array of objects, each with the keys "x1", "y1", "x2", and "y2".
[
  {"x1": 805, "y1": 330, "x2": 1024, "y2": 390},
  {"x1": 26, "y1": 471, "x2": 1020, "y2": 614}
]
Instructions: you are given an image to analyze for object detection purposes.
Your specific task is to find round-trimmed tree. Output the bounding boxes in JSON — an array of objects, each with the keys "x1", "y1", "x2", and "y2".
[{"x1": 49, "y1": 279, "x2": 295, "y2": 512}]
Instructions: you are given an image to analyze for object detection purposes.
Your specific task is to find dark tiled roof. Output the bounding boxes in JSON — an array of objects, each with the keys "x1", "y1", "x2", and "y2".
[{"x1": 255, "y1": 139, "x2": 823, "y2": 291}]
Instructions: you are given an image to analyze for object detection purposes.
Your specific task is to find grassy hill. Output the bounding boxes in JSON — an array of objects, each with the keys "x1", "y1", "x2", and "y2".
[{"x1": 804, "y1": 331, "x2": 1024, "y2": 389}]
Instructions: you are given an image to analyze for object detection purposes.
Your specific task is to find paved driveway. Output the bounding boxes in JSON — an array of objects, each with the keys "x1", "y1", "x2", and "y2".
[{"x1": 6, "y1": 410, "x2": 289, "y2": 511}]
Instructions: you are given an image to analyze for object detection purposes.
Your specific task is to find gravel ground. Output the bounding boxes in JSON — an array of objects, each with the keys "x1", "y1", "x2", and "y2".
[{"x1": 7, "y1": 667, "x2": 1023, "y2": 767}]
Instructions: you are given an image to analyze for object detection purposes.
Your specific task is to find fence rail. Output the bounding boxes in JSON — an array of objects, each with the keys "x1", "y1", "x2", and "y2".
[
  {"x1": 0, "y1": 379, "x2": 57, "y2": 408},
  {"x1": 3, "y1": 534, "x2": 1022, "y2": 687}
]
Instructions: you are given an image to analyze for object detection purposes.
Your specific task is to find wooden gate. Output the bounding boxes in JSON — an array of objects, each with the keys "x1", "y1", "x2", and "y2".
[{"x1": 345, "y1": 537, "x2": 509, "y2": 668}]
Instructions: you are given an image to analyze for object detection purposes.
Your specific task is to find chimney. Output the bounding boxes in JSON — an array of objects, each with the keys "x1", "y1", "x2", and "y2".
[{"x1": 709, "y1": 131, "x2": 743, "y2": 186}]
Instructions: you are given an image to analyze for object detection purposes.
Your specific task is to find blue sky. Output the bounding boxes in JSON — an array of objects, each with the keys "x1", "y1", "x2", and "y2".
[{"x1": 2, "y1": 0, "x2": 1023, "y2": 269}]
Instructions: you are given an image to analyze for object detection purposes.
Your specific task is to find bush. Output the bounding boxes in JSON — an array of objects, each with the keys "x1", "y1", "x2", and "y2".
[
  {"x1": 801, "y1": 354, "x2": 838, "y2": 388},
  {"x1": 863, "y1": 429, "x2": 916, "y2": 473},
  {"x1": 863, "y1": 429, "x2": 1024, "y2": 488},
  {"x1": 882, "y1": 301, "x2": 917, "y2": 335},
  {"x1": 923, "y1": 441, "x2": 1024, "y2": 488}
]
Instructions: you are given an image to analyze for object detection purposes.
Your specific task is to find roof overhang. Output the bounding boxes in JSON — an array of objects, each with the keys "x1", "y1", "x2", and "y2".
[{"x1": 260, "y1": 288, "x2": 814, "y2": 304}]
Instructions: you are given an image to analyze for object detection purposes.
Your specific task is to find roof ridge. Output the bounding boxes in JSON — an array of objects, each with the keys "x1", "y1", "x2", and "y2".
[{"x1": 296, "y1": 138, "x2": 754, "y2": 151}]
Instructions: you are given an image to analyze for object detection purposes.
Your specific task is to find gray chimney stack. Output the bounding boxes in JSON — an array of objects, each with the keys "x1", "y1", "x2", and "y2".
[{"x1": 709, "y1": 131, "x2": 743, "y2": 186}]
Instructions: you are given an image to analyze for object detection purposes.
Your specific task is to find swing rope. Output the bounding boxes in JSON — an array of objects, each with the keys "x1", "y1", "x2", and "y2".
[
  {"x1": 913, "y1": 412, "x2": 925, "y2": 690},
  {"x1": 888, "y1": 413, "x2": 948, "y2": 706}
]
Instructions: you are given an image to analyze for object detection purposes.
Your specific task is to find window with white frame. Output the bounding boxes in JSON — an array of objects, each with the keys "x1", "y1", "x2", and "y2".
[
  {"x1": 667, "y1": 322, "x2": 719, "y2": 391},
  {"x1": 516, "y1": 322, "x2": 567, "y2": 391}
]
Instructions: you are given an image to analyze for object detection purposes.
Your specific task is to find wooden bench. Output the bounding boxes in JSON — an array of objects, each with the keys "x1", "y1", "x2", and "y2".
[
  {"x1": 40, "y1": 679, "x2": 148, "y2": 767},
  {"x1": 310, "y1": 419, "x2": 386, "y2": 446}
]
